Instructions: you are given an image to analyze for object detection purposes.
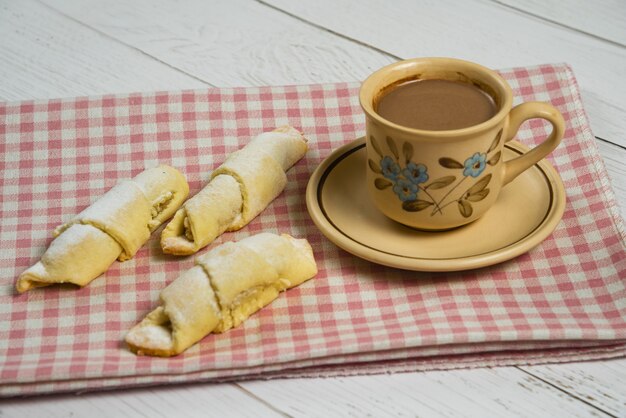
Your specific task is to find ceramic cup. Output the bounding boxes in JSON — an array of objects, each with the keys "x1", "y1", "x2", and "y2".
[{"x1": 359, "y1": 57, "x2": 565, "y2": 230}]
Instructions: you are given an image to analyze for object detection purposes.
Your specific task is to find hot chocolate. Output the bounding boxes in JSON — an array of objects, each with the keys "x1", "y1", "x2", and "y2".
[{"x1": 375, "y1": 79, "x2": 497, "y2": 131}]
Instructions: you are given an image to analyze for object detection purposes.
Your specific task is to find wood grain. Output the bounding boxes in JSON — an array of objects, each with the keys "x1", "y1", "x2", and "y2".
[
  {"x1": 0, "y1": 383, "x2": 284, "y2": 418},
  {"x1": 522, "y1": 359, "x2": 626, "y2": 417},
  {"x1": 262, "y1": 0, "x2": 626, "y2": 145},
  {"x1": 496, "y1": 0, "x2": 626, "y2": 46},
  {"x1": 39, "y1": 0, "x2": 395, "y2": 87},
  {"x1": 0, "y1": 0, "x2": 207, "y2": 101},
  {"x1": 240, "y1": 368, "x2": 612, "y2": 417}
]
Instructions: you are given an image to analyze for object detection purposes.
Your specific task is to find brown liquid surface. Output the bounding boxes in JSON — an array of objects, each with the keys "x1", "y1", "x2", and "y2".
[{"x1": 375, "y1": 79, "x2": 497, "y2": 130}]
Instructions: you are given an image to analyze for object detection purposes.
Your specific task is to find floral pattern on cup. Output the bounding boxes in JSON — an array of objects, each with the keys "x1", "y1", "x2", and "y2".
[
  {"x1": 368, "y1": 130, "x2": 503, "y2": 218},
  {"x1": 380, "y1": 156, "x2": 401, "y2": 180},
  {"x1": 463, "y1": 152, "x2": 487, "y2": 178},
  {"x1": 393, "y1": 178, "x2": 419, "y2": 201}
]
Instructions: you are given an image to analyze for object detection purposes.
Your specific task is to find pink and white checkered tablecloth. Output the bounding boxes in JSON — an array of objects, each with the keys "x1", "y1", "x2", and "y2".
[{"x1": 0, "y1": 64, "x2": 624, "y2": 397}]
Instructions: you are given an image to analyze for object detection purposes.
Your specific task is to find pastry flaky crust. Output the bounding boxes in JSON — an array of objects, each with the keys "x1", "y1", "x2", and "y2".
[
  {"x1": 160, "y1": 126, "x2": 307, "y2": 255},
  {"x1": 16, "y1": 165, "x2": 190, "y2": 293},
  {"x1": 126, "y1": 232, "x2": 318, "y2": 357}
]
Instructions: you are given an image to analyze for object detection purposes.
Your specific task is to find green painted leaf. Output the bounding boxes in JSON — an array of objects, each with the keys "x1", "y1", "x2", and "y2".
[
  {"x1": 374, "y1": 178, "x2": 392, "y2": 190},
  {"x1": 466, "y1": 189, "x2": 490, "y2": 202},
  {"x1": 425, "y1": 175, "x2": 456, "y2": 190},
  {"x1": 402, "y1": 200, "x2": 433, "y2": 212},
  {"x1": 368, "y1": 159, "x2": 381, "y2": 174},
  {"x1": 467, "y1": 173, "x2": 492, "y2": 195},
  {"x1": 458, "y1": 200, "x2": 473, "y2": 218},
  {"x1": 402, "y1": 142, "x2": 414, "y2": 164},
  {"x1": 370, "y1": 135, "x2": 383, "y2": 157},
  {"x1": 386, "y1": 136, "x2": 399, "y2": 159},
  {"x1": 488, "y1": 129, "x2": 503, "y2": 153},
  {"x1": 439, "y1": 157, "x2": 464, "y2": 169},
  {"x1": 487, "y1": 151, "x2": 501, "y2": 166}
]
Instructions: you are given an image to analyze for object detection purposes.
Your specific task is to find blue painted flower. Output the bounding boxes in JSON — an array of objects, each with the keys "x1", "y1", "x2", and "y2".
[
  {"x1": 393, "y1": 178, "x2": 418, "y2": 202},
  {"x1": 380, "y1": 156, "x2": 400, "y2": 180},
  {"x1": 463, "y1": 152, "x2": 487, "y2": 177},
  {"x1": 402, "y1": 162, "x2": 429, "y2": 184}
]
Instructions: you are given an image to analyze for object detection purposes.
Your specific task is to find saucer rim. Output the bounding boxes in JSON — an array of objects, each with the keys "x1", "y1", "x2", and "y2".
[{"x1": 305, "y1": 137, "x2": 566, "y2": 272}]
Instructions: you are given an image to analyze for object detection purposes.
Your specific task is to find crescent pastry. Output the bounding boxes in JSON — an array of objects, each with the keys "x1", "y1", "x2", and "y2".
[
  {"x1": 16, "y1": 165, "x2": 189, "y2": 293},
  {"x1": 126, "y1": 232, "x2": 317, "y2": 357},
  {"x1": 160, "y1": 126, "x2": 307, "y2": 255}
]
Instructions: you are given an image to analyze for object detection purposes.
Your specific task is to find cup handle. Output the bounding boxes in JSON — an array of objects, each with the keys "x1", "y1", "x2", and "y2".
[{"x1": 502, "y1": 101, "x2": 565, "y2": 186}]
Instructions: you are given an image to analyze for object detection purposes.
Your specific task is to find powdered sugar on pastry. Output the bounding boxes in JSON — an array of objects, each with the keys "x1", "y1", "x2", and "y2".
[
  {"x1": 16, "y1": 165, "x2": 189, "y2": 293},
  {"x1": 126, "y1": 232, "x2": 317, "y2": 357},
  {"x1": 160, "y1": 126, "x2": 307, "y2": 256}
]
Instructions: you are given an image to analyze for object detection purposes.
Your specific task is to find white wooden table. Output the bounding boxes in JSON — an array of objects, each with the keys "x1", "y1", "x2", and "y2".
[{"x1": 1, "y1": 1, "x2": 625, "y2": 416}]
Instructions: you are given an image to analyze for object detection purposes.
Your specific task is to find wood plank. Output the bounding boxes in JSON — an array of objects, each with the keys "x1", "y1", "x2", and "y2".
[
  {"x1": 520, "y1": 359, "x2": 626, "y2": 417},
  {"x1": 0, "y1": 383, "x2": 284, "y2": 418},
  {"x1": 0, "y1": 1, "x2": 623, "y2": 415},
  {"x1": 240, "y1": 367, "x2": 611, "y2": 417},
  {"x1": 39, "y1": 0, "x2": 395, "y2": 88},
  {"x1": 496, "y1": 0, "x2": 626, "y2": 46},
  {"x1": 262, "y1": 0, "x2": 626, "y2": 146},
  {"x1": 0, "y1": 0, "x2": 207, "y2": 101}
]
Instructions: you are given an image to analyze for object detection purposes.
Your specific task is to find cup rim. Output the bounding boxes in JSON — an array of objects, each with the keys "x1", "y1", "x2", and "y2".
[{"x1": 359, "y1": 57, "x2": 513, "y2": 139}]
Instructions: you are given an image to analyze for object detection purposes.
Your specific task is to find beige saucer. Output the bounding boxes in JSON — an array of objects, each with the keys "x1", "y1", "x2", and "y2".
[{"x1": 306, "y1": 137, "x2": 566, "y2": 272}]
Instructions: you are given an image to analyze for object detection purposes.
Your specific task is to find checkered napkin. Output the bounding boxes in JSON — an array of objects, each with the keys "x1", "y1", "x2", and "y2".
[{"x1": 1, "y1": 64, "x2": 624, "y2": 397}]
